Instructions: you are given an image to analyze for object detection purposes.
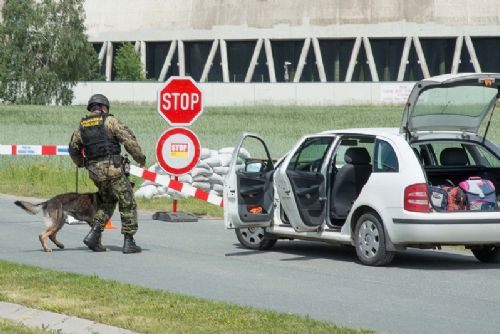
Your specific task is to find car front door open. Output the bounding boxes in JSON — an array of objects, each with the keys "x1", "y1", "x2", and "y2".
[{"x1": 223, "y1": 133, "x2": 275, "y2": 229}]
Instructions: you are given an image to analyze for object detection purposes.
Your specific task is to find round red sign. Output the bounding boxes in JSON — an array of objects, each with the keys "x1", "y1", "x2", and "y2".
[
  {"x1": 155, "y1": 127, "x2": 201, "y2": 175},
  {"x1": 157, "y1": 76, "x2": 203, "y2": 126}
]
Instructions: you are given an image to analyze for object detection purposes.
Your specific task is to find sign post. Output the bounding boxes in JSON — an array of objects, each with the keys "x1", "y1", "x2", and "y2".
[{"x1": 153, "y1": 77, "x2": 204, "y2": 222}]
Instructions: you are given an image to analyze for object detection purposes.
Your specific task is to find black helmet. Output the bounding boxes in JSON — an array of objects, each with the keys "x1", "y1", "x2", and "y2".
[{"x1": 87, "y1": 94, "x2": 110, "y2": 111}]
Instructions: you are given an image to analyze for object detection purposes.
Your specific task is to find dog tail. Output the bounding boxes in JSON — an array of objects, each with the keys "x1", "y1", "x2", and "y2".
[{"x1": 14, "y1": 200, "x2": 44, "y2": 215}]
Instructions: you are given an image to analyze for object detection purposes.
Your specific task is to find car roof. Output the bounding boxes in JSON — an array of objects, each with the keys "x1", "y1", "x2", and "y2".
[
  {"x1": 319, "y1": 127, "x2": 401, "y2": 137},
  {"x1": 420, "y1": 72, "x2": 500, "y2": 84}
]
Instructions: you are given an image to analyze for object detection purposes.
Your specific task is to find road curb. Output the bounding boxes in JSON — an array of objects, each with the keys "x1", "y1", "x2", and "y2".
[{"x1": 0, "y1": 301, "x2": 140, "y2": 334}]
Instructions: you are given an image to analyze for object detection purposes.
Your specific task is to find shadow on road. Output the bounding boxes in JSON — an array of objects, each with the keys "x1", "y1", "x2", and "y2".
[{"x1": 228, "y1": 240, "x2": 500, "y2": 270}]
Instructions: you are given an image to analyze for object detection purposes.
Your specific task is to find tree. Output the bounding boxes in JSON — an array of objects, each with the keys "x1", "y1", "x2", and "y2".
[
  {"x1": 0, "y1": 0, "x2": 101, "y2": 105},
  {"x1": 114, "y1": 42, "x2": 145, "y2": 81}
]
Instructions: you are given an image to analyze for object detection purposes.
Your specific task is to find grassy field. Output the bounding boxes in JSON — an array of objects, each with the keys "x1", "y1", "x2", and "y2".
[
  {"x1": 0, "y1": 104, "x2": 407, "y2": 215},
  {"x1": 1, "y1": 103, "x2": 499, "y2": 214},
  {"x1": 0, "y1": 260, "x2": 374, "y2": 334}
]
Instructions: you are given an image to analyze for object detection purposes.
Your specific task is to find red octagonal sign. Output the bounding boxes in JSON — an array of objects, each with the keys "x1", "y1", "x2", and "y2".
[{"x1": 157, "y1": 76, "x2": 203, "y2": 126}]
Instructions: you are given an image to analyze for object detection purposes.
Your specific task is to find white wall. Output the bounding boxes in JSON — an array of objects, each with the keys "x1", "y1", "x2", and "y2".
[
  {"x1": 73, "y1": 82, "x2": 415, "y2": 106},
  {"x1": 84, "y1": 0, "x2": 500, "y2": 41}
]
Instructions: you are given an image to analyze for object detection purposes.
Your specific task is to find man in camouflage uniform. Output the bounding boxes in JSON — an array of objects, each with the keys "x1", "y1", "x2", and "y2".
[{"x1": 69, "y1": 94, "x2": 146, "y2": 254}]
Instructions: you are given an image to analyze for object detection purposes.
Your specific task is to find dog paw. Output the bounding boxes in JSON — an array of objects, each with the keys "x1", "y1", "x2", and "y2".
[
  {"x1": 56, "y1": 243, "x2": 65, "y2": 249},
  {"x1": 44, "y1": 248, "x2": 53, "y2": 252}
]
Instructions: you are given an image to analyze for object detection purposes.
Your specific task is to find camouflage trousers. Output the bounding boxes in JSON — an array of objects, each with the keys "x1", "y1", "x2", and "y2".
[{"x1": 92, "y1": 174, "x2": 138, "y2": 235}]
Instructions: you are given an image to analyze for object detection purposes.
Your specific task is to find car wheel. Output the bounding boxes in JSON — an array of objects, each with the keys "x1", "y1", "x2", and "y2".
[
  {"x1": 235, "y1": 227, "x2": 277, "y2": 250},
  {"x1": 354, "y1": 213, "x2": 395, "y2": 266},
  {"x1": 471, "y1": 245, "x2": 500, "y2": 263}
]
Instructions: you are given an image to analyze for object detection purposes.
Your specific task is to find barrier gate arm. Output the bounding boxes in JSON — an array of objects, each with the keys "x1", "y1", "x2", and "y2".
[
  {"x1": 0, "y1": 144, "x2": 224, "y2": 207},
  {"x1": 129, "y1": 165, "x2": 224, "y2": 207}
]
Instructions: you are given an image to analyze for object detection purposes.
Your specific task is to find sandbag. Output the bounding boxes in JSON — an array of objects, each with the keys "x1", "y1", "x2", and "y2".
[
  {"x1": 200, "y1": 148, "x2": 211, "y2": 160},
  {"x1": 204, "y1": 156, "x2": 222, "y2": 167},
  {"x1": 178, "y1": 174, "x2": 193, "y2": 184},
  {"x1": 208, "y1": 173, "x2": 224, "y2": 185},
  {"x1": 134, "y1": 184, "x2": 158, "y2": 199},
  {"x1": 193, "y1": 175, "x2": 210, "y2": 182},
  {"x1": 219, "y1": 154, "x2": 233, "y2": 167},
  {"x1": 213, "y1": 166, "x2": 229, "y2": 175},
  {"x1": 190, "y1": 167, "x2": 213, "y2": 177},
  {"x1": 212, "y1": 184, "x2": 223, "y2": 194},
  {"x1": 196, "y1": 159, "x2": 211, "y2": 169},
  {"x1": 192, "y1": 181, "x2": 211, "y2": 191}
]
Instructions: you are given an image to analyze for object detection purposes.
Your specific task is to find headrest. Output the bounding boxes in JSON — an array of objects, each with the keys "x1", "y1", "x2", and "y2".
[
  {"x1": 345, "y1": 147, "x2": 371, "y2": 165},
  {"x1": 440, "y1": 147, "x2": 469, "y2": 166}
]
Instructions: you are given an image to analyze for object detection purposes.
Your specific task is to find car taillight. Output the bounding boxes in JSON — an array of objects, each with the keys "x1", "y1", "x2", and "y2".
[{"x1": 404, "y1": 183, "x2": 430, "y2": 213}]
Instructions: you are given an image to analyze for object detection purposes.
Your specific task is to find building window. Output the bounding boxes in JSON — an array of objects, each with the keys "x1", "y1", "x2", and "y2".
[
  {"x1": 371, "y1": 39, "x2": 405, "y2": 81},
  {"x1": 227, "y1": 41, "x2": 256, "y2": 82},
  {"x1": 185, "y1": 41, "x2": 217, "y2": 81},
  {"x1": 421, "y1": 38, "x2": 455, "y2": 76},
  {"x1": 272, "y1": 40, "x2": 303, "y2": 82},
  {"x1": 319, "y1": 39, "x2": 354, "y2": 82},
  {"x1": 473, "y1": 37, "x2": 500, "y2": 73},
  {"x1": 92, "y1": 43, "x2": 105, "y2": 76},
  {"x1": 351, "y1": 41, "x2": 372, "y2": 82},
  {"x1": 146, "y1": 42, "x2": 169, "y2": 80},
  {"x1": 111, "y1": 42, "x2": 125, "y2": 81},
  {"x1": 458, "y1": 42, "x2": 475, "y2": 73},
  {"x1": 404, "y1": 43, "x2": 424, "y2": 81}
]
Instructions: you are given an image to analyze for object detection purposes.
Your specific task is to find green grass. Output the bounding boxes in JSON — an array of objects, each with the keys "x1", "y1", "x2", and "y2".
[
  {"x1": 0, "y1": 319, "x2": 60, "y2": 334},
  {"x1": 0, "y1": 260, "x2": 374, "y2": 334},
  {"x1": 1, "y1": 103, "x2": 498, "y2": 215}
]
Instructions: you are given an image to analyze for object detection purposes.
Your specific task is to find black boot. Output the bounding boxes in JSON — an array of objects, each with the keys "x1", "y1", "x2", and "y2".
[
  {"x1": 83, "y1": 226, "x2": 107, "y2": 252},
  {"x1": 123, "y1": 234, "x2": 141, "y2": 254}
]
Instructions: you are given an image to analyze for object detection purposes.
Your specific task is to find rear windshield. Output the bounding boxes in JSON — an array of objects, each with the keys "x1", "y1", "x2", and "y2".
[
  {"x1": 412, "y1": 141, "x2": 500, "y2": 168},
  {"x1": 413, "y1": 86, "x2": 497, "y2": 118}
]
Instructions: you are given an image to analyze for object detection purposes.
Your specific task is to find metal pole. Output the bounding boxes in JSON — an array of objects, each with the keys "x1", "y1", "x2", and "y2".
[{"x1": 172, "y1": 176, "x2": 178, "y2": 213}]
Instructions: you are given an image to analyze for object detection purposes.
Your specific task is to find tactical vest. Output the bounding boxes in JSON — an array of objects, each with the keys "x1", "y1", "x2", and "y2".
[{"x1": 79, "y1": 114, "x2": 121, "y2": 161}]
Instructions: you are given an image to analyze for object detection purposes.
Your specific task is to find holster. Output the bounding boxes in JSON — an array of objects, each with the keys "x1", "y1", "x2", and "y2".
[{"x1": 112, "y1": 154, "x2": 121, "y2": 168}]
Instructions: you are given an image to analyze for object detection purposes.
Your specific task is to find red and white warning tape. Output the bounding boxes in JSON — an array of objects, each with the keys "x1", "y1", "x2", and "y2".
[
  {"x1": 0, "y1": 144, "x2": 224, "y2": 207},
  {"x1": 129, "y1": 165, "x2": 224, "y2": 207},
  {"x1": 0, "y1": 144, "x2": 69, "y2": 156}
]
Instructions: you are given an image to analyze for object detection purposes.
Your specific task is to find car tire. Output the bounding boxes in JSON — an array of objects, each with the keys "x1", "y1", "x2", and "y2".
[
  {"x1": 471, "y1": 245, "x2": 500, "y2": 263},
  {"x1": 235, "y1": 227, "x2": 277, "y2": 250},
  {"x1": 354, "y1": 213, "x2": 395, "y2": 266}
]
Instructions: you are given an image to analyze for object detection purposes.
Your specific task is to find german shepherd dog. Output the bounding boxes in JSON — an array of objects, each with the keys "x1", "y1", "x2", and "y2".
[{"x1": 14, "y1": 193, "x2": 97, "y2": 252}]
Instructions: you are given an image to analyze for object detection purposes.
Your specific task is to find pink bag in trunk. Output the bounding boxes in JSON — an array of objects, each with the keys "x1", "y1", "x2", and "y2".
[{"x1": 459, "y1": 177, "x2": 498, "y2": 211}]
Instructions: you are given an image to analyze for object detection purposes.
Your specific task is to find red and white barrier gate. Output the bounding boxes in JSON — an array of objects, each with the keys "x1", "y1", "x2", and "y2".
[
  {"x1": 0, "y1": 145, "x2": 69, "y2": 156},
  {"x1": 129, "y1": 165, "x2": 223, "y2": 207},
  {"x1": 0, "y1": 144, "x2": 224, "y2": 208}
]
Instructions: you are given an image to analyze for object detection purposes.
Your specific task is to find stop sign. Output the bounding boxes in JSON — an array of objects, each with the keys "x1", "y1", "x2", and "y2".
[{"x1": 157, "y1": 76, "x2": 203, "y2": 126}]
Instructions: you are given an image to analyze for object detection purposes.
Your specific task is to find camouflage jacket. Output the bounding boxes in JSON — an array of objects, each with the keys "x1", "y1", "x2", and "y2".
[{"x1": 69, "y1": 112, "x2": 146, "y2": 182}]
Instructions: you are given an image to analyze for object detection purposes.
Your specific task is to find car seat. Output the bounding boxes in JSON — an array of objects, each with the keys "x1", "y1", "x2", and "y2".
[
  {"x1": 330, "y1": 147, "x2": 372, "y2": 220},
  {"x1": 440, "y1": 147, "x2": 469, "y2": 166}
]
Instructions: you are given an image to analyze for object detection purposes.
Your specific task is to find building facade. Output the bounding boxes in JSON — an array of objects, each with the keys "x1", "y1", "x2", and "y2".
[{"x1": 84, "y1": 0, "x2": 500, "y2": 83}]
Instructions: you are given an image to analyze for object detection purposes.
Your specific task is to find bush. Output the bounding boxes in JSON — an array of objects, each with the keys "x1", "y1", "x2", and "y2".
[
  {"x1": 114, "y1": 42, "x2": 145, "y2": 81},
  {"x1": 0, "y1": 0, "x2": 100, "y2": 105}
]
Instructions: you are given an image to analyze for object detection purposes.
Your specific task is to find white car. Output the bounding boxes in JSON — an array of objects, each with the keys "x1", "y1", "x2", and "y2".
[{"x1": 223, "y1": 73, "x2": 500, "y2": 266}]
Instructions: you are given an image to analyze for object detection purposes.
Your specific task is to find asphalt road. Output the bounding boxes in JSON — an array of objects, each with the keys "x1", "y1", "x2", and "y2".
[{"x1": 1, "y1": 193, "x2": 500, "y2": 334}]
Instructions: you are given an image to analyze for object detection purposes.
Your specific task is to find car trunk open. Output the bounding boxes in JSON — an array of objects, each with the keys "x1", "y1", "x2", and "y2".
[
  {"x1": 401, "y1": 73, "x2": 500, "y2": 141},
  {"x1": 424, "y1": 165, "x2": 500, "y2": 211}
]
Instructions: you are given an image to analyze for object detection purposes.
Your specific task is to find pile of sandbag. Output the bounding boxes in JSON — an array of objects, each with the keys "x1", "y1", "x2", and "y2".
[{"x1": 134, "y1": 147, "x2": 250, "y2": 199}]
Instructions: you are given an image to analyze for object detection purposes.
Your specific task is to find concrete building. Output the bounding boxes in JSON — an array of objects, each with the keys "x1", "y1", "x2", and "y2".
[
  {"x1": 4, "y1": 0, "x2": 500, "y2": 104},
  {"x1": 85, "y1": 0, "x2": 500, "y2": 84}
]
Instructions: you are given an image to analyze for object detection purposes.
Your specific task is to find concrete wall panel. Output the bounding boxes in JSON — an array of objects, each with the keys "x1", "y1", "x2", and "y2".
[
  {"x1": 82, "y1": 0, "x2": 500, "y2": 41},
  {"x1": 72, "y1": 82, "x2": 415, "y2": 107}
]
